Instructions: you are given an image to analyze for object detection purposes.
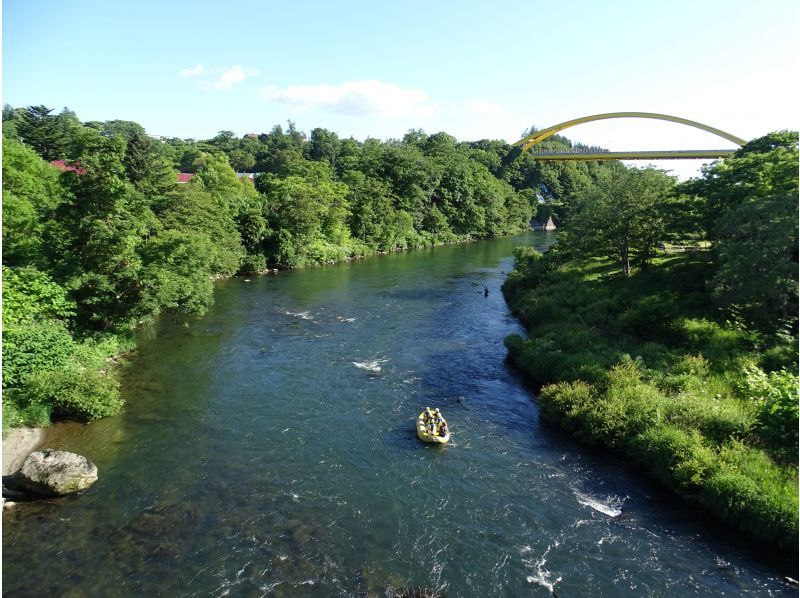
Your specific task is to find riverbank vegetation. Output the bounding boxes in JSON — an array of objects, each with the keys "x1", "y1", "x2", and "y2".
[
  {"x1": 503, "y1": 132, "x2": 798, "y2": 547},
  {"x1": 2, "y1": 104, "x2": 613, "y2": 428}
]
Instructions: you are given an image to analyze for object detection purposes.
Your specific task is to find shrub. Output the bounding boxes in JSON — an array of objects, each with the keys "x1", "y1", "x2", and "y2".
[
  {"x1": 615, "y1": 293, "x2": 679, "y2": 340},
  {"x1": 19, "y1": 365, "x2": 122, "y2": 422},
  {"x1": 632, "y1": 425, "x2": 717, "y2": 490},
  {"x1": 539, "y1": 361, "x2": 663, "y2": 449},
  {"x1": 238, "y1": 253, "x2": 267, "y2": 274},
  {"x1": 589, "y1": 361, "x2": 663, "y2": 448},
  {"x1": 663, "y1": 395, "x2": 755, "y2": 445},
  {"x1": 2, "y1": 391, "x2": 53, "y2": 429},
  {"x1": 2, "y1": 266, "x2": 76, "y2": 327},
  {"x1": 2, "y1": 320, "x2": 75, "y2": 388},
  {"x1": 538, "y1": 380, "x2": 596, "y2": 433},
  {"x1": 758, "y1": 341, "x2": 798, "y2": 372},
  {"x1": 675, "y1": 318, "x2": 752, "y2": 365},
  {"x1": 736, "y1": 365, "x2": 799, "y2": 460},
  {"x1": 702, "y1": 441, "x2": 798, "y2": 547}
]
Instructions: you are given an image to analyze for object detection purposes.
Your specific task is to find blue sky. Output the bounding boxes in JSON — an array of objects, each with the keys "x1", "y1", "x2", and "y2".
[{"x1": 3, "y1": 0, "x2": 798, "y2": 178}]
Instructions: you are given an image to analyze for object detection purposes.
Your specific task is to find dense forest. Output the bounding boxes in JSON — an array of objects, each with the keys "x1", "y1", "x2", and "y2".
[
  {"x1": 2, "y1": 104, "x2": 614, "y2": 428},
  {"x1": 503, "y1": 131, "x2": 799, "y2": 547}
]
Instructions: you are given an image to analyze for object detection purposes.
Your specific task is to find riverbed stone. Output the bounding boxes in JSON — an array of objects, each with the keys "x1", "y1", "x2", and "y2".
[{"x1": 12, "y1": 449, "x2": 98, "y2": 496}]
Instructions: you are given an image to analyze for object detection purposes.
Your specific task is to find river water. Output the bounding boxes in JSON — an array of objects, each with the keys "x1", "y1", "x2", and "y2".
[{"x1": 2, "y1": 231, "x2": 794, "y2": 596}]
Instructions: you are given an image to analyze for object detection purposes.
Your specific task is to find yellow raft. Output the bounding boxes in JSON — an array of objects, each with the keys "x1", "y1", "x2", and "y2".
[{"x1": 416, "y1": 408, "x2": 450, "y2": 444}]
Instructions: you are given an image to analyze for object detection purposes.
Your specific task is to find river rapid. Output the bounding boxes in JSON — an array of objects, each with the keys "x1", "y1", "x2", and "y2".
[{"x1": 2, "y1": 231, "x2": 794, "y2": 596}]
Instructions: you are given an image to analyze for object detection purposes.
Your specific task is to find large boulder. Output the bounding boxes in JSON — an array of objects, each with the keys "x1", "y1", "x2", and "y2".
[{"x1": 11, "y1": 449, "x2": 98, "y2": 496}]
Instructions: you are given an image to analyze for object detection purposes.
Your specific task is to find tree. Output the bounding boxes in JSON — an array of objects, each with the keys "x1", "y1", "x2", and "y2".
[
  {"x1": 2, "y1": 137, "x2": 69, "y2": 267},
  {"x1": 16, "y1": 105, "x2": 68, "y2": 160},
  {"x1": 673, "y1": 131, "x2": 799, "y2": 333},
  {"x1": 561, "y1": 166, "x2": 676, "y2": 276},
  {"x1": 123, "y1": 131, "x2": 176, "y2": 195},
  {"x1": 712, "y1": 192, "x2": 798, "y2": 333},
  {"x1": 679, "y1": 131, "x2": 799, "y2": 238},
  {"x1": 308, "y1": 127, "x2": 341, "y2": 169}
]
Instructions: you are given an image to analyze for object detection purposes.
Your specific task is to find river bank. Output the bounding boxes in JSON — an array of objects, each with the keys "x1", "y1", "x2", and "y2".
[{"x1": 502, "y1": 248, "x2": 799, "y2": 549}]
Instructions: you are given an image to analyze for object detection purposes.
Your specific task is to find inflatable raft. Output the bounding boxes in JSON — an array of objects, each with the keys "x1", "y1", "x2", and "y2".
[{"x1": 417, "y1": 408, "x2": 450, "y2": 444}]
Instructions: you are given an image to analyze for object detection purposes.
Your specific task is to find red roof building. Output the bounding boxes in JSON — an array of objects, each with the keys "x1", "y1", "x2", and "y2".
[
  {"x1": 50, "y1": 160, "x2": 86, "y2": 175},
  {"x1": 52, "y1": 160, "x2": 197, "y2": 184}
]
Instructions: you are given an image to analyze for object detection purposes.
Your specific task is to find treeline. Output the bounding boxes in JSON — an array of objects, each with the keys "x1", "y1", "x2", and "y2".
[
  {"x1": 1, "y1": 104, "x2": 616, "y2": 428},
  {"x1": 503, "y1": 132, "x2": 799, "y2": 547}
]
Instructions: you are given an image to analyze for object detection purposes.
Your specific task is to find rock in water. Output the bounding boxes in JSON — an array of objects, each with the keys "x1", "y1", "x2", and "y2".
[{"x1": 13, "y1": 450, "x2": 98, "y2": 496}]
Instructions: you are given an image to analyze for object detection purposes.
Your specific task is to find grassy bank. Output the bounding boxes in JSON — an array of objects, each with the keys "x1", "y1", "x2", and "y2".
[{"x1": 503, "y1": 248, "x2": 798, "y2": 548}]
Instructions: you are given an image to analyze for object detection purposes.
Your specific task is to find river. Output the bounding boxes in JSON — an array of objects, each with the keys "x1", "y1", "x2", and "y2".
[{"x1": 2, "y1": 231, "x2": 794, "y2": 596}]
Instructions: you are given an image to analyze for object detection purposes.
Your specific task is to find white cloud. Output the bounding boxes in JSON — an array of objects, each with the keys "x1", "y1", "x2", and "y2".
[
  {"x1": 260, "y1": 79, "x2": 435, "y2": 118},
  {"x1": 179, "y1": 63, "x2": 204, "y2": 78},
  {"x1": 181, "y1": 65, "x2": 258, "y2": 90},
  {"x1": 202, "y1": 66, "x2": 259, "y2": 91}
]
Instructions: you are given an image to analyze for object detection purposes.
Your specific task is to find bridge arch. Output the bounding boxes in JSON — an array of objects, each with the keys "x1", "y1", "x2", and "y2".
[{"x1": 514, "y1": 112, "x2": 747, "y2": 151}]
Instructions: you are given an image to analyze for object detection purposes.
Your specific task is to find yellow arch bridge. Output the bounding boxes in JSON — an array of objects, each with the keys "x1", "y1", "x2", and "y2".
[{"x1": 514, "y1": 112, "x2": 746, "y2": 161}]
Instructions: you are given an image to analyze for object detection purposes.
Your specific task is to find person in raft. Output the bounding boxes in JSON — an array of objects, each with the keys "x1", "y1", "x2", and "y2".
[
  {"x1": 432, "y1": 408, "x2": 447, "y2": 436},
  {"x1": 425, "y1": 407, "x2": 436, "y2": 434}
]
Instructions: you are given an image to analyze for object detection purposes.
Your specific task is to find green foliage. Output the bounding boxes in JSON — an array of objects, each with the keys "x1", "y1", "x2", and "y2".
[
  {"x1": 2, "y1": 136, "x2": 69, "y2": 266},
  {"x1": 712, "y1": 192, "x2": 798, "y2": 333},
  {"x1": 680, "y1": 131, "x2": 799, "y2": 237},
  {"x1": 157, "y1": 185, "x2": 245, "y2": 277},
  {"x1": 2, "y1": 266, "x2": 76, "y2": 326},
  {"x1": 560, "y1": 165, "x2": 676, "y2": 275},
  {"x1": 504, "y1": 248, "x2": 798, "y2": 547},
  {"x1": 702, "y1": 441, "x2": 798, "y2": 547},
  {"x1": 633, "y1": 425, "x2": 716, "y2": 489},
  {"x1": 2, "y1": 320, "x2": 75, "y2": 388},
  {"x1": 123, "y1": 131, "x2": 176, "y2": 195},
  {"x1": 18, "y1": 365, "x2": 122, "y2": 422},
  {"x1": 15, "y1": 105, "x2": 68, "y2": 160},
  {"x1": 677, "y1": 132, "x2": 798, "y2": 335},
  {"x1": 736, "y1": 365, "x2": 799, "y2": 461},
  {"x1": 139, "y1": 229, "x2": 217, "y2": 319}
]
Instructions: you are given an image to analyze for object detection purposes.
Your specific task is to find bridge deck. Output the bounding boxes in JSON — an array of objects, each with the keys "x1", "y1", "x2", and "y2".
[{"x1": 529, "y1": 149, "x2": 737, "y2": 161}]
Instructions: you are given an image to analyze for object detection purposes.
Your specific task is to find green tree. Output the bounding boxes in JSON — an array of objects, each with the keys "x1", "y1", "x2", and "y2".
[
  {"x1": 562, "y1": 166, "x2": 676, "y2": 275},
  {"x1": 16, "y1": 105, "x2": 68, "y2": 160},
  {"x1": 2, "y1": 137, "x2": 69, "y2": 267},
  {"x1": 123, "y1": 130, "x2": 176, "y2": 195},
  {"x1": 713, "y1": 192, "x2": 798, "y2": 333},
  {"x1": 680, "y1": 131, "x2": 799, "y2": 238}
]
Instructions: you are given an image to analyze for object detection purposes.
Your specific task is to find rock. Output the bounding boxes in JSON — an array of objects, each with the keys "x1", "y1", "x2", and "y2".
[
  {"x1": 2, "y1": 427, "x2": 45, "y2": 475},
  {"x1": 11, "y1": 449, "x2": 98, "y2": 496}
]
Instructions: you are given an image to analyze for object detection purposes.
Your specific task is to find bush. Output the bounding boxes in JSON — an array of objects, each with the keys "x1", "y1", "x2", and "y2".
[
  {"x1": 18, "y1": 365, "x2": 122, "y2": 422},
  {"x1": 615, "y1": 293, "x2": 679, "y2": 340},
  {"x1": 675, "y1": 318, "x2": 752, "y2": 365},
  {"x1": 2, "y1": 391, "x2": 53, "y2": 429},
  {"x1": 538, "y1": 380, "x2": 596, "y2": 433},
  {"x1": 663, "y1": 395, "x2": 755, "y2": 445},
  {"x1": 2, "y1": 320, "x2": 75, "y2": 388},
  {"x1": 589, "y1": 361, "x2": 663, "y2": 448},
  {"x1": 632, "y1": 424, "x2": 717, "y2": 489},
  {"x1": 239, "y1": 253, "x2": 267, "y2": 273},
  {"x1": 539, "y1": 360, "x2": 663, "y2": 449},
  {"x1": 702, "y1": 441, "x2": 798, "y2": 547},
  {"x1": 736, "y1": 365, "x2": 799, "y2": 460}
]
